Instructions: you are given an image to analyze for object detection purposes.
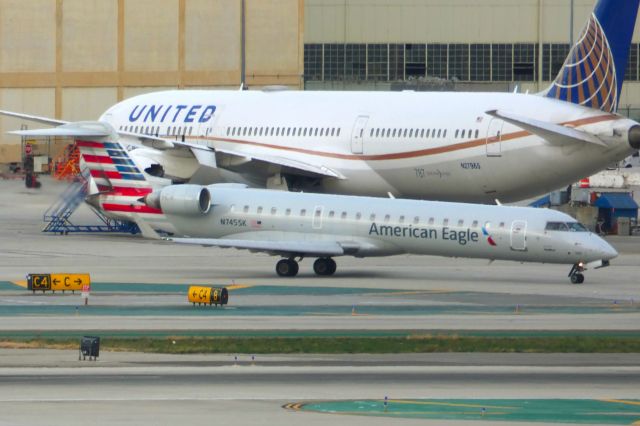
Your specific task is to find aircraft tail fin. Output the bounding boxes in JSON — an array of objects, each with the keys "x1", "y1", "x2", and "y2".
[
  {"x1": 76, "y1": 139, "x2": 162, "y2": 217},
  {"x1": 544, "y1": 0, "x2": 640, "y2": 112}
]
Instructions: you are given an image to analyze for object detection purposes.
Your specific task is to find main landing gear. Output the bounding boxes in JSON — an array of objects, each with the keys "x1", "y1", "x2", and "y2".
[
  {"x1": 568, "y1": 263, "x2": 585, "y2": 284},
  {"x1": 275, "y1": 257, "x2": 337, "y2": 277}
]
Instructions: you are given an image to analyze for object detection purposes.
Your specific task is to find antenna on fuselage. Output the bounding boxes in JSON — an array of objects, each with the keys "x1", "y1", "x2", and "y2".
[
  {"x1": 495, "y1": 199, "x2": 502, "y2": 206},
  {"x1": 387, "y1": 192, "x2": 396, "y2": 199}
]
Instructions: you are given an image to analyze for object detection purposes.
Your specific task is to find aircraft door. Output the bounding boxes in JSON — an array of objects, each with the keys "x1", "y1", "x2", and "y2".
[
  {"x1": 312, "y1": 205, "x2": 324, "y2": 230},
  {"x1": 486, "y1": 118, "x2": 503, "y2": 157},
  {"x1": 350, "y1": 115, "x2": 369, "y2": 154},
  {"x1": 510, "y1": 220, "x2": 527, "y2": 251}
]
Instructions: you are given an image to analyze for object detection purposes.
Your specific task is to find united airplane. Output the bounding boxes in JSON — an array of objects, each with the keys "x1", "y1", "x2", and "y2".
[
  {"x1": 2, "y1": 0, "x2": 640, "y2": 203},
  {"x1": 77, "y1": 139, "x2": 616, "y2": 284}
]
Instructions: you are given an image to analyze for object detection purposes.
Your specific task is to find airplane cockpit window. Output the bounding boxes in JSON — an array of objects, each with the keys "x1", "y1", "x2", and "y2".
[
  {"x1": 545, "y1": 222, "x2": 569, "y2": 231},
  {"x1": 567, "y1": 222, "x2": 588, "y2": 232}
]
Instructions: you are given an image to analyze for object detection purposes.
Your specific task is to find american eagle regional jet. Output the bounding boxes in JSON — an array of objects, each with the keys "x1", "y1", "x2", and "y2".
[
  {"x1": 2, "y1": 0, "x2": 640, "y2": 204},
  {"x1": 75, "y1": 137, "x2": 618, "y2": 282}
]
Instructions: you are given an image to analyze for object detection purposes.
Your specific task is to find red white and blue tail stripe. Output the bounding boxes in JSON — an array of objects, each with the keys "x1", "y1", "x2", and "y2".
[{"x1": 77, "y1": 140, "x2": 163, "y2": 217}]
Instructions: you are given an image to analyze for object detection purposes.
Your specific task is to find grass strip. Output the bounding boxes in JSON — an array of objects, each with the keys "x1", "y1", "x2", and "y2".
[{"x1": 2, "y1": 335, "x2": 640, "y2": 354}]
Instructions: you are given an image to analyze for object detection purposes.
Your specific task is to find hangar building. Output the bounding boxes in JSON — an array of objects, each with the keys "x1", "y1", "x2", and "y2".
[{"x1": 1, "y1": 0, "x2": 640, "y2": 164}]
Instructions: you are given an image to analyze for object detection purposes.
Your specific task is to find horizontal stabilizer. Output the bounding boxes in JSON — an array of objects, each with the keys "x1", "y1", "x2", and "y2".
[
  {"x1": 9, "y1": 121, "x2": 113, "y2": 138},
  {"x1": 486, "y1": 110, "x2": 608, "y2": 147},
  {"x1": 169, "y1": 237, "x2": 346, "y2": 257},
  {"x1": 0, "y1": 109, "x2": 68, "y2": 126}
]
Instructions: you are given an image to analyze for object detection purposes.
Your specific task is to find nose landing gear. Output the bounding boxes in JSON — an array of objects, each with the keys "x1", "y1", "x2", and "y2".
[{"x1": 568, "y1": 263, "x2": 585, "y2": 284}]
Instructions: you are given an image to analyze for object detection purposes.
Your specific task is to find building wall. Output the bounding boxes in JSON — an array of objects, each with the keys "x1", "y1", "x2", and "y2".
[
  {"x1": 0, "y1": 0, "x2": 304, "y2": 161},
  {"x1": 304, "y1": 0, "x2": 640, "y2": 110}
]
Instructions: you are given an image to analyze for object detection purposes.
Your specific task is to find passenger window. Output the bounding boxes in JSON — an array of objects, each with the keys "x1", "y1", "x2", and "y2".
[
  {"x1": 472, "y1": 220, "x2": 478, "y2": 228},
  {"x1": 320, "y1": 128, "x2": 324, "y2": 136},
  {"x1": 420, "y1": 129, "x2": 425, "y2": 137},
  {"x1": 455, "y1": 130, "x2": 459, "y2": 138},
  {"x1": 392, "y1": 129, "x2": 397, "y2": 137},
  {"x1": 329, "y1": 211, "x2": 335, "y2": 218},
  {"x1": 355, "y1": 212, "x2": 362, "y2": 220},
  {"x1": 384, "y1": 214, "x2": 390, "y2": 222},
  {"x1": 428, "y1": 217, "x2": 434, "y2": 225},
  {"x1": 285, "y1": 208, "x2": 291, "y2": 216},
  {"x1": 375, "y1": 129, "x2": 380, "y2": 137},
  {"x1": 399, "y1": 215, "x2": 405, "y2": 223},
  {"x1": 443, "y1": 129, "x2": 447, "y2": 138},
  {"x1": 315, "y1": 209, "x2": 321, "y2": 218},
  {"x1": 303, "y1": 128, "x2": 307, "y2": 136},
  {"x1": 257, "y1": 206, "x2": 263, "y2": 214},
  {"x1": 337, "y1": 128, "x2": 341, "y2": 136},
  {"x1": 475, "y1": 129, "x2": 479, "y2": 138},
  {"x1": 413, "y1": 216, "x2": 419, "y2": 224},
  {"x1": 370, "y1": 213, "x2": 376, "y2": 221},
  {"x1": 443, "y1": 218, "x2": 449, "y2": 226},
  {"x1": 499, "y1": 222, "x2": 505, "y2": 228},
  {"x1": 300, "y1": 209, "x2": 306, "y2": 217},
  {"x1": 458, "y1": 219, "x2": 464, "y2": 227},
  {"x1": 341, "y1": 212, "x2": 347, "y2": 220},
  {"x1": 243, "y1": 205, "x2": 249, "y2": 213},
  {"x1": 403, "y1": 129, "x2": 408, "y2": 137},
  {"x1": 271, "y1": 207, "x2": 277, "y2": 215},
  {"x1": 370, "y1": 129, "x2": 374, "y2": 137}
]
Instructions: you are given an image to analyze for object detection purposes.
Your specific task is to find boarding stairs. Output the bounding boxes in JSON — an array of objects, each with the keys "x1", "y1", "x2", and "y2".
[{"x1": 42, "y1": 170, "x2": 139, "y2": 234}]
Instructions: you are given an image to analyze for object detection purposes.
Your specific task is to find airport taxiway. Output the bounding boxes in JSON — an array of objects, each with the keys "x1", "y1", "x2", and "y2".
[{"x1": 1, "y1": 177, "x2": 639, "y2": 425}]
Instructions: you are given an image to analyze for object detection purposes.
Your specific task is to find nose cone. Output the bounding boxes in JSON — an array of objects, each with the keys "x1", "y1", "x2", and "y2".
[{"x1": 596, "y1": 237, "x2": 618, "y2": 261}]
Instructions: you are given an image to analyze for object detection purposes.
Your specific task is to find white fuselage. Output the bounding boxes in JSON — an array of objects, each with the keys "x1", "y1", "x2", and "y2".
[
  {"x1": 100, "y1": 90, "x2": 637, "y2": 203},
  {"x1": 159, "y1": 186, "x2": 617, "y2": 266}
]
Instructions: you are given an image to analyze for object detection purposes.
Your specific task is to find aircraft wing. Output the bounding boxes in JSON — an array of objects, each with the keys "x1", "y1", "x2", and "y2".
[
  {"x1": 486, "y1": 109, "x2": 608, "y2": 147},
  {"x1": 169, "y1": 237, "x2": 348, "y2": 257},
  {"x1": 6, "y1": 115, "x2": 344, "y2": 180},
  {"x1": 213, "y1": 146, "x2": 346, "y2": 179},
  {"x1": 0, "y1": 110, "x2": 68, "y2": 126}
]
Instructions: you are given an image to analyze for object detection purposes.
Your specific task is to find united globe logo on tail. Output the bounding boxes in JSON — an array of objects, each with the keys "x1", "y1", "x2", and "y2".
[
  {"x1": 546, "y1": 15, "x2": 617, "y2": 112},
  {"x1": 545, "y1": 0, "x2": 640, "y2": 113}
]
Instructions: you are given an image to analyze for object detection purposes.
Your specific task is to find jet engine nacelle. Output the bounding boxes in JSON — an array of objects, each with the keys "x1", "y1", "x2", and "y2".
[{"x1": 144, "y1": 185, "x2": 211, "y2": 215}]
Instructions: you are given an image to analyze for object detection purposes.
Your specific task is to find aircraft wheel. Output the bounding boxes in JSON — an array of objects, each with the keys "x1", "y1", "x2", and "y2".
[
  {"x1": 313, "y1": 258, "x2": 334, "y2": 276},
  {"x1": 570, "y1": 273, "x2": 584, "y2": 284},
  {"x1": 327, "y1": 258, "x2": 337, "y2": 275},
  {"x1": 276, "y1": 259, "x2": 298, "y2": 277}
]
